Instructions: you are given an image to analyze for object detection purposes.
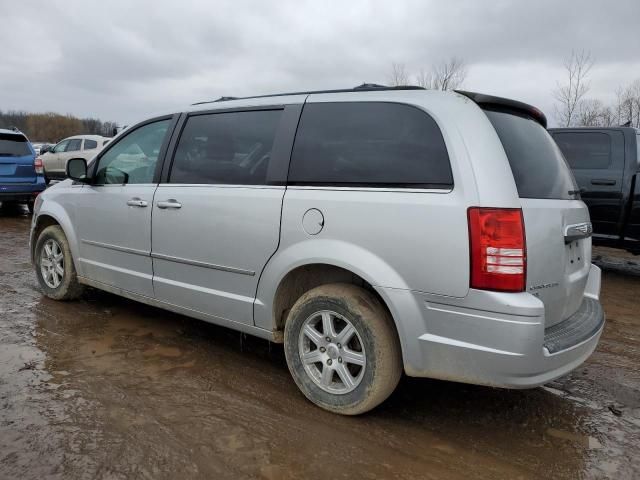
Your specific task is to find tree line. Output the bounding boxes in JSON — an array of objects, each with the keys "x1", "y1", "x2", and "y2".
[
  {"x1": 0, "y1": 110, "x2": 117, "y2": 143},
  {"x1": 389, "y1": 53, "x2": 640, "y2": 128}
]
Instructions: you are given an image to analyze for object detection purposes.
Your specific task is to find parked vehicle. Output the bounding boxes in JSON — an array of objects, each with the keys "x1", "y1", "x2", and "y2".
[
  {"x1": 31, "y1": 142, "x2": 47, "y2": 155},
  {"x1": 0, "y1": 128, "x2": 46, "y2": 213},
  {"x1": 39, "y1": 143, "x2": 54, "y2": 154},
  {"x1": 30, "y1": 86, "x2": 604, "y2": 414},
  {"x1": 549, "y1": 127, "x2": 640, "y2": 254},
  {"x1": 40, "y1": 134, "x2": 109, "y2": 183}
]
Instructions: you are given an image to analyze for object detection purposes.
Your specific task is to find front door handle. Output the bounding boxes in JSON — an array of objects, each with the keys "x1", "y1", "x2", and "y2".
[
  {"x1": 591, "y1": 179, "x2": 616, "y2": 186},
  {"x1": 157, "y1": 199, "x2": 182, "y2": 209},
  {"x1": 126, "y1": 197, "x2": 148, "y2": 207}
]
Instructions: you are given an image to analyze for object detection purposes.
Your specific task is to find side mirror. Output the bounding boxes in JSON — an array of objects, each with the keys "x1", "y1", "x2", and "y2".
[{"x1": 66, "y1": 158, "x2": 89, "y2": 183}]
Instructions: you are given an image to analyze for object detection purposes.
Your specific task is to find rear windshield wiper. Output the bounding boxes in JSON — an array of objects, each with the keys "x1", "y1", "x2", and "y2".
[{"x1": 568, "y1": 188, "x2": 584, "y2": 197}]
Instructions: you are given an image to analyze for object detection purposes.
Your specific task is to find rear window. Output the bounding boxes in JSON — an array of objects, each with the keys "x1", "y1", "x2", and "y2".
[
  {"x1": 551, "y1": 132, "x2": 611, "y2": 169},
  {"x1": 84, "y1": 139, "x2": 98, "y2": 150},
  {"x1": 0, "y1": 133, "x2": 31, "y2": 157},
  {"x1": 484, "y1": 109, "x2": 577, "y2": 200},
  {"x1": 289, "y1": 102, "x2": 453, "y2": 188}
]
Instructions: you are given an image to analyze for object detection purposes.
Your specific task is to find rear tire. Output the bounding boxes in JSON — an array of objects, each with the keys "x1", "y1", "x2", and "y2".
[
  {"x1": 284, "y1": 283, "x2": 402, "y2": 415},
  {"x1": 34, "y1": 225, "x2": 84, "y2": 300}
]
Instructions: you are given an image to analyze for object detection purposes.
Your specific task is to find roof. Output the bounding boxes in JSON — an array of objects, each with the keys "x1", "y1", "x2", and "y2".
[
  {"x1": 185, "y1": 85, "x2": 549, "y2": 129},
  {"x1": 0, "y1": 128, "x2": 26, "y2": 137},
  {"x1": 191, "y1": 84, "x2": 425, "y2": 106},
  {"x1": 58, "y1": 134, "x2": 109, "y2": 141},
  {"x1": 186, "y1": 86, "x2": 459, "y2": 115}
]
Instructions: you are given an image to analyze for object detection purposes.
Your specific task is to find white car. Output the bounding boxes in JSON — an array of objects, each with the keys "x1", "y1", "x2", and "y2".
[{"x1": 40, "y1": 134, "x2": 110, "y2": 182}]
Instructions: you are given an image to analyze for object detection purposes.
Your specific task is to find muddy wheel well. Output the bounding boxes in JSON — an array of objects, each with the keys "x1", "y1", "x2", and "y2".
[
  {"x1": 272, "y1": 264, "x2": 392, "y2": 333},
  {"x1": 31, "y1": 215, "x2": 60, "y2": 258}
]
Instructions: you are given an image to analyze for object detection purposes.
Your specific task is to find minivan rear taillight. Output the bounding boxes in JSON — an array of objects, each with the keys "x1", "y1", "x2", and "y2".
[
  {"x1": 468, "y1": 207, "x2": 526, "y2": 292},
  {"x1": 34, "y1": 157, "x2": 44, "y2": 175}
]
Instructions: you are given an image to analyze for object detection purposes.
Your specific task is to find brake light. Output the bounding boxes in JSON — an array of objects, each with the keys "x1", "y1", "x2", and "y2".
[
  {"x1": 34, "y1": 157, "x2": 44, "y2": 175},
  {"x1": 468, "y1": 207, "x2": 526, "y2": 292}
]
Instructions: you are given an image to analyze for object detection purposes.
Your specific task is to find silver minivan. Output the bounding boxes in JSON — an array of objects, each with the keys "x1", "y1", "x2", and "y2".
[{"x1": 30, "y1": 86, "x2": 604, "y2": 414}]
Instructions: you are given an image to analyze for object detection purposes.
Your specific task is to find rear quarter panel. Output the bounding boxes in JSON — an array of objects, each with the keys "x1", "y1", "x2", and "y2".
[{"x1": 254, "y1": 91, "x2": 518, "y2": 331}]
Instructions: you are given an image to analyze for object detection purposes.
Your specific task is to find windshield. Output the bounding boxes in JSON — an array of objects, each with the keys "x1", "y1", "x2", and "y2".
[
  {"x1": 484, "y1": 109, "x2": 578, "y2": 200},
  {"x1": 0, "y1": 133, "x2": 32, "y2": 157}
]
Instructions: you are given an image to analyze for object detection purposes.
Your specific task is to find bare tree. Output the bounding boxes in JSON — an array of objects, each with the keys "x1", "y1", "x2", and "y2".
[
  {"x1": 390, "y1": 57, "x2": 467, "y2": 90},
  {"x1": 597, "y1": 105, "x2": 616, "y2": 127},
  {"x1": 577, "y1": 99, "x2": 605, "y2": 126},
  {"x1": 388, "y1": 62, "x2": 409, "y2": 86},
  {"x1": 414, "y1": 68, "x2": 433, "y2": 89},
  {"x1": 429, "y1": 57, "x2": 467, "y2": 90},
  {"x1": 553, "y1": 50, "x2": 594, "y2": 127},
  {"x1": 618, "y1": 79, "x2": 640, "y2": 127}
]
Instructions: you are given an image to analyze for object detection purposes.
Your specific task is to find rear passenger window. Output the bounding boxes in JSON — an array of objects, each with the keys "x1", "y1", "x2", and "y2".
[
  {"x1": 169, "y1": 110, "x2": 282, "y2": 185},
  {"x1": 84, "y1": 139, "x2": 98, "y2": 150},
  {"x1": 552, "y1": 132, "x2": 611, "y2": 169},
  {"x1": 289, "y1": 102, "x2": 452, "y2": 188},
  {"x1": 66, "y1": 139, "x2": 82, "y2": 152}
]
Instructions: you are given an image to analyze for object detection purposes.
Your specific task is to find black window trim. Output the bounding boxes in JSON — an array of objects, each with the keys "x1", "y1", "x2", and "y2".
[
  {"x1": 285, "y1": 100, "x2": 454, "y2": 190},
  {"x1": 552, "y1": 131, "x2": 613, "y2": 170},
  {"x1": 65, "y1": 138, "x2": 83, "y2": 153},
  {"x1": 83, "y1": 138, "x2": 98, "y2": 151},
  {"x1": 161, "y1": 104, "x2": 302, "y2": 186},
  {"x1": 90, "y1": 113, "x2": 180, "y2": 186}
]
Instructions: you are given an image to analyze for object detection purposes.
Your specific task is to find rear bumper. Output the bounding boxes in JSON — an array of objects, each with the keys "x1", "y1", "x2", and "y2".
[
  {"x1": 0, "y1": 181, "x2": 45, "y2": 202},
  {"x1": 377, "y1": 264, "x2": 604, "y2": 388}
]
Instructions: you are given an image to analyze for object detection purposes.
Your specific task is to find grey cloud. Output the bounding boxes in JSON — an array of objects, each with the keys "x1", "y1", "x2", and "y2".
[{"x1": 0, "y1": 0, "x2": 639, "y2": 125}]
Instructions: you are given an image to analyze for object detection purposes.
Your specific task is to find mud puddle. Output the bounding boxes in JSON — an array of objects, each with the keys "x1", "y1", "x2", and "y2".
[{"x1": 1, "y1": 209, "x2": 639, "y2": 479}]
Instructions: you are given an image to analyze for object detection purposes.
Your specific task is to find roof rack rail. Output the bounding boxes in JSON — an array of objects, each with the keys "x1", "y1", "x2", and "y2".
[{"x1": 191, "y1": 83, "x2": 425, "y2": 106}]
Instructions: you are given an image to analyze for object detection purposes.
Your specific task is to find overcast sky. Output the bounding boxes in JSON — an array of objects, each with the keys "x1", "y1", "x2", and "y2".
[{"x1": 1, "y1": 0, "x2": 639, "y2": 127}]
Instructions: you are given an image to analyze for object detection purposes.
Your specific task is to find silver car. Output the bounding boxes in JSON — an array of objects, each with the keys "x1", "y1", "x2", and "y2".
[{"x1": 30, "y1": 86, "x2": 604, "y2": 415}]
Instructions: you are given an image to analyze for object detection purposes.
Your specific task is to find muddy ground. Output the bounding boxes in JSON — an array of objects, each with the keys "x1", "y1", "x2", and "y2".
[{"x1": 0, "y1": 205, "x2": 639, "y2": 480}]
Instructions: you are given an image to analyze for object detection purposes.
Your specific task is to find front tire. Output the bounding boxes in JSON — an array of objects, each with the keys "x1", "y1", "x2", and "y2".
[
  {"x1": 284, "y1": 283, "x2": 402, "y2": 415},
  {"x1": 34, "y1": 225, "x2": 84, "y2": 300}
]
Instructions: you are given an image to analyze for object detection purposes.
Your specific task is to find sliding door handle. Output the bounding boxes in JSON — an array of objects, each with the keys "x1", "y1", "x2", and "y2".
[
  {"x1": 157, "y1": 199, "x2": 182, "y2": 209},
  {"x1": 591, "y1": 179, "x2": 616, "y2": 186}
]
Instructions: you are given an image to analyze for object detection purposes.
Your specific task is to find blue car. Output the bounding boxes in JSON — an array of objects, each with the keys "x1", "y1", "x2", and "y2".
[{"x1": 0, "y1": 128, "x2": 46, "y2": 213}]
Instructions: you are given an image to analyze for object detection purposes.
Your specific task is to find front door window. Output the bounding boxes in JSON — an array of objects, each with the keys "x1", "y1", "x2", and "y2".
[{"x1": 95, "y1": 120, "x2": 170, "y2": 185}]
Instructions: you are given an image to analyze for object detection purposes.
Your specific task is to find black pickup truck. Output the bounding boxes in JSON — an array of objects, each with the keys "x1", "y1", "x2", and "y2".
[{"x1": 549, "y1": 127, "x2": 640, "y2": 254}]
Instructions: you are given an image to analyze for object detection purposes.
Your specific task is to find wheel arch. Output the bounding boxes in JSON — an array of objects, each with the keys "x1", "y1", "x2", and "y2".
[
  {"x1": 254, "y1": 240, "x2": 409, "y2": 352},
  {"x1": 32, "y1": 209, "x2": 82, "y2": 274}
]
